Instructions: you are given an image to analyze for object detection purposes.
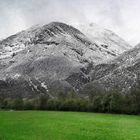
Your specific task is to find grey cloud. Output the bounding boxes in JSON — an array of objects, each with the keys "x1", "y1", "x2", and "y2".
[{"x1": 0, "y1": 0, "x2": 140, "y2": 45}]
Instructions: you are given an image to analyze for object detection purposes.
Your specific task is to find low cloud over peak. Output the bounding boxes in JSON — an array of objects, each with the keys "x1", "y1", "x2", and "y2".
[{"x1": 0, "y1": 0, "x2": 140, "y2": 45}]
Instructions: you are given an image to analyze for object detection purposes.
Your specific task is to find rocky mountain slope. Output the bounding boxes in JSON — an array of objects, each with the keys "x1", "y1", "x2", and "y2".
[
  {"x1": 0, "y1": 22, "x2": 132, "y2": 98},
  {"x1": 83, "y1": 44, "x2": 140, "y2": 94}
]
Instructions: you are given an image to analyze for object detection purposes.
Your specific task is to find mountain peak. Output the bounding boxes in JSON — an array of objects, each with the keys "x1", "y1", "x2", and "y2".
[{"x1": 0, "y1": 21, "x2": 134, "y2": 98}]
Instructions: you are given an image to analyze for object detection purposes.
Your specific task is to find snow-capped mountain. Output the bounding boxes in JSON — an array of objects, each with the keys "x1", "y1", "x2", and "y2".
[
  {"x1": 0, "y1": 22, "x2": 132, "y2": 98},
  {"x1": 75, "y1": 23, "x2": 132, "y2": 56}
]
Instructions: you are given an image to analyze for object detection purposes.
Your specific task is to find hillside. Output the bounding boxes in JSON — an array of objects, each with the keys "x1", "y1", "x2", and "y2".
[{"x1": 84, "y1": 44, "x2": 140, "y2": 94}]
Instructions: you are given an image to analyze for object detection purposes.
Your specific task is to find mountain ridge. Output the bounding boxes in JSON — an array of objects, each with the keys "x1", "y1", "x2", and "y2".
[{"x1": 0, "y1": 21, "x2": 134, "y2": 98}]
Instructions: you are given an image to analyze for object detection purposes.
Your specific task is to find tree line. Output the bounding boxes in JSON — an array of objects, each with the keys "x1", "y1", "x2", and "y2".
[{"x1": 0, "y1": 87, "x2": 140, "y2": 115}]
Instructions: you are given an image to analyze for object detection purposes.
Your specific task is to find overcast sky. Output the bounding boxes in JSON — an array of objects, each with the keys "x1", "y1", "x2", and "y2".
[{"x1": 0, "y1": 0, "x2": 140, "y2": 45}]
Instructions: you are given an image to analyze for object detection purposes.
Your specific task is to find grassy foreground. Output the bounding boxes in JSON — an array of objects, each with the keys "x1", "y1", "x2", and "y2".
[{"x1": 0, "y1": 111, "x2": 140, "y2": 140}]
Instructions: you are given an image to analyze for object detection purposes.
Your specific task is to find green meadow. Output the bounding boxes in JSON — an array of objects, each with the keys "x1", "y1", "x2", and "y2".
[{"x1": 0, "y1": 111, "x2": 140, "y2": 140}]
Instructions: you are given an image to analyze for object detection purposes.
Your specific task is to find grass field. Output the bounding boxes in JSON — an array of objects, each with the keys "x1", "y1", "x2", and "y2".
[{"x1": 0, "y1": 111, "x2": 140, "y2": 140}]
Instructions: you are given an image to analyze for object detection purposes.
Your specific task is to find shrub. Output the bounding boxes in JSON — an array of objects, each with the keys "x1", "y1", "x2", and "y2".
[
  {"x1": 11, "y1": 99, "x2": 24, "y2": 110},
  {"x1": 23, "y1": 99, "x2": 34, "y2": 110}
]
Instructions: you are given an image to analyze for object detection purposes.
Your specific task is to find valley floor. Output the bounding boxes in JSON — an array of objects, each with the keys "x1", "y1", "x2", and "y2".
[{"x1": 0, "y1": 111, "x2": 140, "y2": 140}]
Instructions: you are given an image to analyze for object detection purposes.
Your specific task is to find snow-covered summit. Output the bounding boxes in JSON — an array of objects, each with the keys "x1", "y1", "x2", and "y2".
[{"x1": 0, "y1": 22, "x2": 126, "y2": 63}]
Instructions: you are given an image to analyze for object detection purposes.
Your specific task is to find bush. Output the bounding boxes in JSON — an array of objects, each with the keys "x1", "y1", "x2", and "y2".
[
  {"x1": 11, "y1": 99, "x2": 24, "y2": 110},
  {"x1": 23, "y1": 99, "x2": 34, "y2": 110},
  {"x1": 46, "y1": 98, "x2": 60, "y2": 110}
]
